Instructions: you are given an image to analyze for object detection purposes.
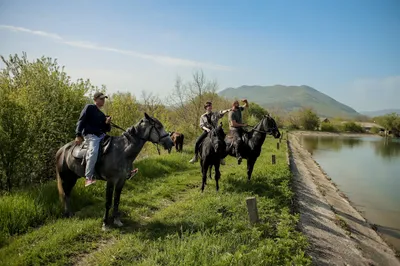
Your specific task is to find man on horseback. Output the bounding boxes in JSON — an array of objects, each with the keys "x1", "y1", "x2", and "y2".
[
  {"x1": 228, "y1": 99, "x2": 249, "y2": 165},
  {"x1": 75, "y1": 92, "x2": 112, "y2": 187},
  {"x1": 189, "y1": 101, "x2": 230, "y2": 164}
]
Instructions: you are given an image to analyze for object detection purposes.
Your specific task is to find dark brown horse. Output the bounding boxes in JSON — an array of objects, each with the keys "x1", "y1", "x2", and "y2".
[
  {"x1": 169, "y1": 131, "x2": 184, "y2": 153},
  {"x1": 55, "y1": 113, "x2": 173, "y2": 230}
]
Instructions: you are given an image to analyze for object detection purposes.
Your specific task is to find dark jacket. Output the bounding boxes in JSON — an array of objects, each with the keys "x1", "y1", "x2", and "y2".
[{"x1": 75, "y1": 104, "x2": 111, "y2": 137}]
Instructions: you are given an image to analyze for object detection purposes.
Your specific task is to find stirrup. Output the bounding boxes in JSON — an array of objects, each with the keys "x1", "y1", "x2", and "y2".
[{"x1": 127, "y1": 168, "x2": 138, "y2": 180}]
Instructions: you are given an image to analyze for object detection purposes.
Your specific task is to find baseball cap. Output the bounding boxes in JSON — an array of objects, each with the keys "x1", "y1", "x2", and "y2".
[
  {"x1": 93, "y1": 92, "x2": 108, "y2": 100},
  {"x1": 204, "y1": 101, "x2": 212, "y2": 109}
]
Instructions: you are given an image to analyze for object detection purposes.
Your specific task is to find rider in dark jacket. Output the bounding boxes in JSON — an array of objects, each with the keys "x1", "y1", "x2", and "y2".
[{"x1": 75, "y1": 92, "x2": 111, "y2": 187}]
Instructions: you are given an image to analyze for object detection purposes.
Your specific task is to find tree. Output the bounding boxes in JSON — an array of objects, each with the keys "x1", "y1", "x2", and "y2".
[
  {"x1": 103, "y1": 92, "x2": 140, "y2": 136},
  {"x1": 0, "y1": 53, "x2": 91, "y2": 190},
  {"x1": 0, "y1": 94, "x2": 28, "y2": 191},
  {"x1": 167, "y1": 70, "x2": 224, "y2": 139},
  {"x1": 375, "y1": 113, "x2": 399, "y2": 131},
  {"x1": 247, "y1": 102, "x2": 267, "y2": 120},
  {"x1": 298, "y1": 107, "x2": 320, "y2": 131}
]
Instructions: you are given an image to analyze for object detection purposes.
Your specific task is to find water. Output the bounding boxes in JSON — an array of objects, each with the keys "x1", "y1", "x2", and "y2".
[{"x1": 299, "y1": 135, "x2": 400, "y2": 251}]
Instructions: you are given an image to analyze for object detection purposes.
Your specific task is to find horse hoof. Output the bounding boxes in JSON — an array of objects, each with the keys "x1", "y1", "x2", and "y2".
[
  {"x1": 113, "y1": 218, "x2": 123, "y2": 227},
  {"x1": 102, "y1": 223, "x2": 109, "y2": 231}
]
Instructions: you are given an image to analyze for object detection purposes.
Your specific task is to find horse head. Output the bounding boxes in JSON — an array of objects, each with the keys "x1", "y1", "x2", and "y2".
[
  {"x1": 258, "y1": 114, "x2": 281, "y2": 139},
  {"x1": 136, "y1": 113, "x2": 174, "y2": 150},
  {"x1": 209, "y1": 123, "x2": 226, "y2": 154}
]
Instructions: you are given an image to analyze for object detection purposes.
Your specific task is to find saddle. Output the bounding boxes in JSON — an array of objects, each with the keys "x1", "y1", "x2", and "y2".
[
  {"x1": 72, "y1": 135, "x2": 113, "y2": 160},
  {"x1": 227, "y1": 129, "x2": 250, "y2": 145}
]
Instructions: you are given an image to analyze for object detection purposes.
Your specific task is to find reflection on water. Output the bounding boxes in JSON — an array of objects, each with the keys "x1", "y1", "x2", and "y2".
[
  {"x1": 299, "y1": 135, "x2": 400, "y2": 251},
  {"x1": 302, "y1": 135, "x2": 400, "y2": 160},
  {"x1": 371, "y1": 138, "x2": 400, "y2": 159}
]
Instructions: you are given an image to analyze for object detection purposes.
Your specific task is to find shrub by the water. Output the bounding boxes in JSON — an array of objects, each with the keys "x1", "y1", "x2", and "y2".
[
  {"x1": 320, "y1": 122, "x2": 338, "y2": 132},
  {"x1": 341, "y1": 122, "x2": 364, "y2": 133}
]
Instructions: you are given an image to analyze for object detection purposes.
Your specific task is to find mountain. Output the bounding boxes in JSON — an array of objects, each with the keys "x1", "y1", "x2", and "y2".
[
  {"x1": 218, "y1": 85, "x2": 360, "y2": 118},
  {"x1": 360, "y1": 109, "x2": 400, "y2": 117}
]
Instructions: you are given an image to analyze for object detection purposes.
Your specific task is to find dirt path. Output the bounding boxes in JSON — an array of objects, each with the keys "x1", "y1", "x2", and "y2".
[{"x1": 288, "y1": 132, "x2": 400, "y2": 266}]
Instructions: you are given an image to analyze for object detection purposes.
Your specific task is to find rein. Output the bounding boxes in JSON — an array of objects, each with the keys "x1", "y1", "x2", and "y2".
[
  {"x1": 110, "y1": 122, "x2": 127, "y2": 132},
  {"x1": 246, "y1": 117, "x2": 277, "y2": 134},
  {"x1": 110, "y1": 120, "x2": 168, "y2": 155}
]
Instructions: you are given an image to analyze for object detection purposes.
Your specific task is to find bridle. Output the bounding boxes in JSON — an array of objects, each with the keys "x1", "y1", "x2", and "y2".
[
  {"x1": 248, "y1": 116, "x2": 279, "y2": 135},
  {"x1": 111, "y1": 118, "x2": 170, "y2": 155}
]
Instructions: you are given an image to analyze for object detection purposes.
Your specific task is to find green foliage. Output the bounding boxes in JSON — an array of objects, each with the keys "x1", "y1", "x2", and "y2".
[
  {"x1": 298, "y1": 108, "x2": 320, "y2": 131},
  {"x1": 375, "y1": 113, "x2": 400, "y2": 132},
  {"x1": 103, "y1": 92, "x2": 140, "y2": 136},
  {"x1": 0, "y1": 53, "x2": 89, "y2": 191},
  {"x1": 246, "y1": 102, "x2": 267, "y2": 120},
  {"x1": 370, "y1": 126, "x2": 381, "y2": 134},
  {"x1": 320, "y1": 122, "x2": 338, "y2": 132},
  {"x1": 341, "y1": 122, "x2": 364, "y2": 133}
]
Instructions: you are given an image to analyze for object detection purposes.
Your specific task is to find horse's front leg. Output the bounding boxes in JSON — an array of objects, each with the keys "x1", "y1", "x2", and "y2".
[
  {"x1": 102, "y1": 180, "x2": 114, "y2": 230},
  {"x1": 112, "y1": 178, "x2": 126, "y2": 227},
  {"x1": 201, "y1": 160, "x2": 208, "y2": 192},
  {"x1": 247, "y1": 159, "x2": 256, "y2": 181},
  {"x1": 214, "y1": 163, "x2": 221, "y2": 192}
]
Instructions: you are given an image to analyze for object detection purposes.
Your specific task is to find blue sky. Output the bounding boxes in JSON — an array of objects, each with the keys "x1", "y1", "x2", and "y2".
[{"x1": 1, "y1": 0, "x2": 399, "y2": 111}]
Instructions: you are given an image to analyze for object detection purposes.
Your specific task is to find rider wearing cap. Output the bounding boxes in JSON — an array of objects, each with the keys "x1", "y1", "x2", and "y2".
[
  {"x1": 75, "y1": 92, "x2": 112, "y2": 187},
  {"x1": 189, "y1": 101, "x2": 231, "y2": 164}
]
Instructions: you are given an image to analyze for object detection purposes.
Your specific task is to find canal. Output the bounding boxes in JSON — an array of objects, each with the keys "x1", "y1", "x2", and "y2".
[{"x1": 299, "y1": 135, "x2": 400, "y2": 252}]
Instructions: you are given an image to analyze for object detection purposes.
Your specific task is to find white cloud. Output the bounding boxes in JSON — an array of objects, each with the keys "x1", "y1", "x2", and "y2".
[{"x1": 0, "y1": 25, "x2": 232, "y2": 71}]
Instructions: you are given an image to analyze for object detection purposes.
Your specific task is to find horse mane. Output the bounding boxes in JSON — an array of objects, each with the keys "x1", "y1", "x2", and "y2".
[{"x1": 126, "y1": 126, "x2": 136, "y2": 136}]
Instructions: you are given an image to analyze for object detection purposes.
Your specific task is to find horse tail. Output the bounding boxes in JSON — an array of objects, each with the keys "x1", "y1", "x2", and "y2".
[
  {"x1": 209, "y1": 165, "x2": 213, "y2": 179},
  {"x1": 55, "y1": 148, "x2": 65, "y2": 205}
]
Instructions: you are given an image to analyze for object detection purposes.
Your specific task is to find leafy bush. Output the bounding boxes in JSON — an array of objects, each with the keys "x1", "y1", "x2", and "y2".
[
  {"x1": 370, "y1": 126, "x2": 381, "y2": 134},
  {"x1": 341, "y1": 122, "x2": 364, "y2": 133},
  {"x1": 299, "y1": 108, "x2": 320, "y2": 130},
  {"x1": 0, "y1": 53, "x2": 90, "y2": 191},
  {"x1": 320, "y1": 122, "x2": 338, "y2": 132}
]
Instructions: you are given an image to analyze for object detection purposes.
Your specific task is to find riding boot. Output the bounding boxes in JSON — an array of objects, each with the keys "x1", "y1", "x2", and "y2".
[
  {"x1": 237, "y1": 154, "x2": 243, "y2": 165},
  {"x1": 189, "y1": 154, "x2": 198, "y2": 163}
]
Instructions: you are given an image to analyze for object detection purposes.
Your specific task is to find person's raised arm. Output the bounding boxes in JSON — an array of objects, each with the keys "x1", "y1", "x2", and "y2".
[{"x1": 240, "y1": 99, "x2": 249, "y2": 110}]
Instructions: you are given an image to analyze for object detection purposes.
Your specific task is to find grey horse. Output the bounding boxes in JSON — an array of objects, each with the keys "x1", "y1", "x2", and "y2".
[{"x1": 55, "y1": 113, "x2": 174, "y2": 229}]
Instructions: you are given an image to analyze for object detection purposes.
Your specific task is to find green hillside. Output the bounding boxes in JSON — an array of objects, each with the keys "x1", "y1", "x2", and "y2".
[{"x1": 219, "y1": 85, "x2": 360, "y2": 118}]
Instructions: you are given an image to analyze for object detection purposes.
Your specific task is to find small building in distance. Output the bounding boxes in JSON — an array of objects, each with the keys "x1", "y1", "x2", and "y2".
[
  {"x1": 319, "y1": 117, "x2": 330, "y2": 123},
  {"x1": 358, "y1": 122, "x2": 384, "y2": 132}
]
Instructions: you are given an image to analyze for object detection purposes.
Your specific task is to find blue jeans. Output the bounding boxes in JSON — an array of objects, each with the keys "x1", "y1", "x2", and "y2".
[{"x1": 84, "y1": 134, "x2": 104, "y2": 178}]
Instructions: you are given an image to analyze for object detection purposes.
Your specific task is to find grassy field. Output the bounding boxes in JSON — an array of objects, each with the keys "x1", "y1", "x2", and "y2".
[{"x1": 0, "y1": 140, "x2": 311, "y2": 265}]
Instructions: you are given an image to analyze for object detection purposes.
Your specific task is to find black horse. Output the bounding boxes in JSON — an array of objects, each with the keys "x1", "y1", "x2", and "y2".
[
  {"x1": 198, "y1": 123, "x2": 226, "y2": 192},
  {"x1": 224, "y1": 114, "x2": 281, "y2": 180},
  {"x1": 55, "y1": 113, "x2": 173, "y2": 229}
]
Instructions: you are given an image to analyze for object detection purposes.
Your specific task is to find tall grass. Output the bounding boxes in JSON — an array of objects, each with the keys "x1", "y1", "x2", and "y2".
[{"x1": 0, "y1": 140, "x2": 311, "y2": 265}]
